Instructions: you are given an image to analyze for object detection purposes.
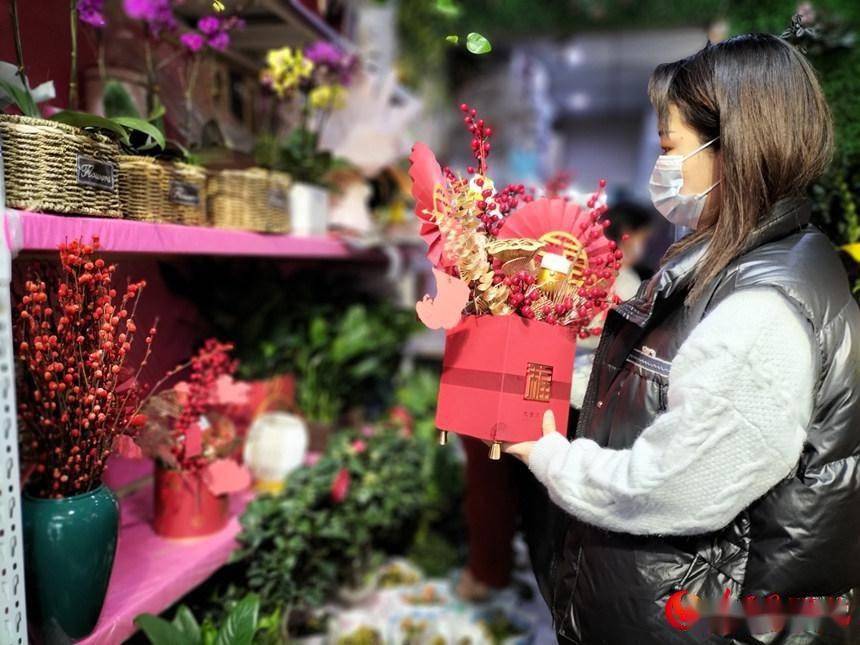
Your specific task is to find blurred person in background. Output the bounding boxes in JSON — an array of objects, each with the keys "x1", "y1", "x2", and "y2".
[
  {"x1": 498, "y1": 33, "x2": 860, "y2": 643},
  {"x1": 570, "y1": 200, "x2": 654, "y2": 411}
]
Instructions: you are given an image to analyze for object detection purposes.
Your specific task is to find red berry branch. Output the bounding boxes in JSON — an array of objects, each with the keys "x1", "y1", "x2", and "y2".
[
  {"x1": 460, "y1": 102, "x2": 491, "y2": 176},
  {"x1": 15, "y1": 238, "x2": 157, "y2": 498},
  {"x1": 171, "y1": 339, "x2": 235, "y2": 470}
]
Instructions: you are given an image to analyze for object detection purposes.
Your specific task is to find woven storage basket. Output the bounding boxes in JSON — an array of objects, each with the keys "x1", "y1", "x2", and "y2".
[
  {"x1": 166, "y1": 162, "x2": 207, "y2": 226},
  {"x1": 0, "y1": 114, "x2": 121, "y2": 217},
  {"x1": 118, "y1": 155, "x2": 166, "y2": 222},
  {"x1": 264, "y1": 171, "x2": 292, "y2": 233},
  {"x1": 208, "y1": 168, "x2": 270, "y2": 231},
  {"x1": 119, "y1": 157, "x2": 208, "y2": 225}
]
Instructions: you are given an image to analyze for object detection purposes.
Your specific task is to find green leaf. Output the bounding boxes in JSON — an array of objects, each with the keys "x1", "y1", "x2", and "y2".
[
  {"x1": 149, "y1": 102, "x2": 166, "y2": 122},
  {"x1": 434, "y1": 0, "x2": 461, "y2": 17},
  {"x1": 102, "y1": 80, "x2": 141, "y2": 118},
  {"x1": 134, "y1": 614, "x2": 190, "y2": 645},
  {"x1": 215, "y1": 594, "x2": 260, "y2": 645},
  {"x1": 50, "y1": 110, "x2": 130, "y2": 144},
  {"x1": 113, "y1": 116, "x2": 166, "y2": 149},
  {"x1": 172, "y1": 606, "x2": 201, "y2": 644},
  {"x1": 0, "y1": 78, "x2": 39, "y2": 117},
  {"x1": 466, "y1": 32, "x2": 493, "y2": 55},
  {"x1": 445, "y1": 35, "x2": 459, "y2": 44}
]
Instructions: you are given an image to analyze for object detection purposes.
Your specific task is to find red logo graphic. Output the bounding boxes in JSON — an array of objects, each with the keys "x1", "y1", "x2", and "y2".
[
  {"x1": 524, "y1": 362, "x2": 553, "y2": 402},
  {"x1": 665, "y1": 590, "x2": 701, "y2": 631}
]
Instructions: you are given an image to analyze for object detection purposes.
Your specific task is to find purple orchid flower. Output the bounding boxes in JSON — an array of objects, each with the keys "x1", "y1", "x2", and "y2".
[
  {"x1": 180, "y1": 32, "x2": 205, "y2": 52},
  {"x1": 77, "y1": 0, "x2": 106, "y2": 27},
  {"x1": 207, "y1": 31, "x2": 230, "y2": 51},
  {"x1": 304, "y1": 41, "x2": 345, "y2": 67},
  {"x1": 123, "y1": 0, "x2": 176, "y2": 35},
  {"x1": 197, "y1": 15, "x2": 220, "y2": 35}
]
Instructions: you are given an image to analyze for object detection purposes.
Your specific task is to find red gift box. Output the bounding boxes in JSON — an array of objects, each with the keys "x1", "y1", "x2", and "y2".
[{"x1": 435, "y1": 315, "x2": 576, "y2": 449}]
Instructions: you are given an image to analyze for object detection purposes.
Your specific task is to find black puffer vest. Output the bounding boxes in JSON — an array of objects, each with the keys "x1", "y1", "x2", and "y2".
[{"x1": 550, "y1": 198, "x2": 860, "y2": 644}]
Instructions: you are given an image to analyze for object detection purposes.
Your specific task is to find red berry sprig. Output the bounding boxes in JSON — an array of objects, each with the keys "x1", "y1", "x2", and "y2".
[
  {"x1": 15, "y1": 238, "x2": 157, "y2": 498},
  {"x1": 459, "y1": 102, "x2": 492, "y2": 176},
  {"x1": 171, "y1": 339, "x2": 236, "y2": 470}
]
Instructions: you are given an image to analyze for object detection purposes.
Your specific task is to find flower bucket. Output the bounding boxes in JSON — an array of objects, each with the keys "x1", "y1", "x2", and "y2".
[
  {"x1": 23, "y1": 484, "x2": 119, "y2": 642},
  {"x1": 153, "y1": 466, "x2": 229, "y2": 538}
]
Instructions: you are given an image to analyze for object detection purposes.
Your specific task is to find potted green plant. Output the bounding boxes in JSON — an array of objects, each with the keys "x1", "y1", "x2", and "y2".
[{"x1": 135, "y1": 593, "x2": 281, "y2": 644}]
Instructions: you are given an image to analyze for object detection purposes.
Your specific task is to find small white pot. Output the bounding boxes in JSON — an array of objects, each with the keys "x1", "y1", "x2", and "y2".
[{"x1": 290, "y1": 181, "x2": 330, "y2": 236}]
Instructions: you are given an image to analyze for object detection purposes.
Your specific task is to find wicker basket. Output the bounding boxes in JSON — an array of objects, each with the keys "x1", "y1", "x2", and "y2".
[
  {"x1": 119, "y1": 156, "x2": 207, "y2": 225},
  {"x1": 167, "y1": 162, "x2": 207, "y2": 226},
  {"x1": 208, "y1": 168, "x2": 271, "y2": 231},
  {"x1": 0, "y1": 114, "x2": 121, "y2": 217},
  {"x1": 264, "y1": 171, "x2": 292, "y2": 233},
  {"x1": 118, "y1": 156, "x2": 165, "y2": 222}
]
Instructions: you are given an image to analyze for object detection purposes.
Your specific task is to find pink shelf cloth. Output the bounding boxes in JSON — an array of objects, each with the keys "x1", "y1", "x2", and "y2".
[
  {"x1": 9, "y1": 210, "x2": 353, "y2": 258},
  {"x1": 77, "y1": 485, "x2": 253, "y2": 645}
]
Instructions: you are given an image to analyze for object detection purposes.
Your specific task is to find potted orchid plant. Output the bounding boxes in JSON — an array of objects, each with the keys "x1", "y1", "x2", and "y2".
[{"x1": 257, "y1": 41, "x2": 357, "y2": 235}]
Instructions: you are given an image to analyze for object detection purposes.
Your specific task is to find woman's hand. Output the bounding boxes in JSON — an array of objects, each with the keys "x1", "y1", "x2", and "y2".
[{"x1": 497, "y1": 409, "x2": 561, "y2": 465}]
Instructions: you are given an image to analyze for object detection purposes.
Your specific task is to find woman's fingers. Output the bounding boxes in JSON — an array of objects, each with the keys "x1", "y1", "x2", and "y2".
[{"x1": 542, "y1": 409, "x2": 557, "y2": 436}]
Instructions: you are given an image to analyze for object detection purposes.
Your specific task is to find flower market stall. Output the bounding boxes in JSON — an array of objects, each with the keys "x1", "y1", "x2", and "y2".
[{"x1": 0, "y1": 1, "x2": 436, "y2": 643}]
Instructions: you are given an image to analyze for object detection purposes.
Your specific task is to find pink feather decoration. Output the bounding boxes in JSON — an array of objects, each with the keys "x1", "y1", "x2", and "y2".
[{"x1": 408, "y1": 142, "x2": 455, "y2": 269}]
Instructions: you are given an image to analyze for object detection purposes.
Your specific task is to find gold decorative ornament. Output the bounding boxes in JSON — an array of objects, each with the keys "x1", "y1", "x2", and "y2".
[
  {"x1": 537, "y1": 252, "x2": 572, "y2": 293},
  {"x1": 538, "y1": 230, "x2": 589, "y2": 283},
  {"x1": 486, "y1": 237, "x2": 545, "y2": 263}
]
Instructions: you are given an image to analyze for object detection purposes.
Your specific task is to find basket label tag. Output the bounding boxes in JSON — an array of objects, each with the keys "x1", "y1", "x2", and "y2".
[
  {"x1": 267, "y1": 188, "x2": 288, "y2": 212},
  {"x1": 76, "y1": 155, "x2": 116, "y2": 191},
  {"x1": 169, "y1": 180, "x2": 201, "y2": 206}
]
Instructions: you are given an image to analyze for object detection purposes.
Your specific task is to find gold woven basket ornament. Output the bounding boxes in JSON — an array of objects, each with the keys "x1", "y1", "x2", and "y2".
[{"x1": 0, "y1": 114, "x2": 121, "y2": 217}]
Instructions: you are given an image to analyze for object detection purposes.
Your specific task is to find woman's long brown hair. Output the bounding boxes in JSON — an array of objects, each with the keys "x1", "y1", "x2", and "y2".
[{"x1": 649, "y1": 33, "x2": 833, "y2": 304}]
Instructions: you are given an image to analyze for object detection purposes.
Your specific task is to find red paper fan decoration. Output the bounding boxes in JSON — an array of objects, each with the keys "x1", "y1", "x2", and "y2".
[
  {"x1": 498, "y1": 198, "x2": 618, "y2": 287},
  {"x1": 408, "y1": 142, "x2": 455, "y2": 269}
]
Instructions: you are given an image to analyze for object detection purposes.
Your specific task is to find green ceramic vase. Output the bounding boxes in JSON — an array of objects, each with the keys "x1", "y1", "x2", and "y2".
[{"x1": 23, "y1": 484, "x2": 119, "y2": 643}]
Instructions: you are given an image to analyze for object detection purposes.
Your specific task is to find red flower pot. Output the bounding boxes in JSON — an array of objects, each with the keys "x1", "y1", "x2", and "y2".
[{"x1": 153, "y1": 466, "x2": 229, "y2": 538}]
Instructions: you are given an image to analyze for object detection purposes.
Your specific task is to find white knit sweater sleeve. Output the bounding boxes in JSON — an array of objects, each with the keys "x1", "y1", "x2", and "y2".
[{"x1": 528, "y1": 287, "x2": 815, "y2": 536}]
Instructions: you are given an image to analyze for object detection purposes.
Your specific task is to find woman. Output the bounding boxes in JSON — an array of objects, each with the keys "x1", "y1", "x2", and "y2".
[{"x1": 503, "y1": 34, "x2": 860, "y2": 643}]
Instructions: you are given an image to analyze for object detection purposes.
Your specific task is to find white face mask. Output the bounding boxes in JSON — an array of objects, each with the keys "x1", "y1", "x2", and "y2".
[{"x1": 649, "y1": 137, "x2": 719, "y2": 229}]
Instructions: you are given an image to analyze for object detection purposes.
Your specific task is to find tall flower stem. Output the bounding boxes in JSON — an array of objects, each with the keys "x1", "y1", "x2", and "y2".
[
  {"x1": 69, "y1": 0, "x2": 79, "y2": 109},
  {"x1": 184, "y1": 56, "x2": 200, "y2": 147},
  {"x1": 144, "y1": 37, "x2": 158, "y2": 116},
  {"x1": 97, "y1": 31, "x2": 106, "y2": 83},
  {"x1": 9, "y1": 0, "x2": 26, "y2": 84}
]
